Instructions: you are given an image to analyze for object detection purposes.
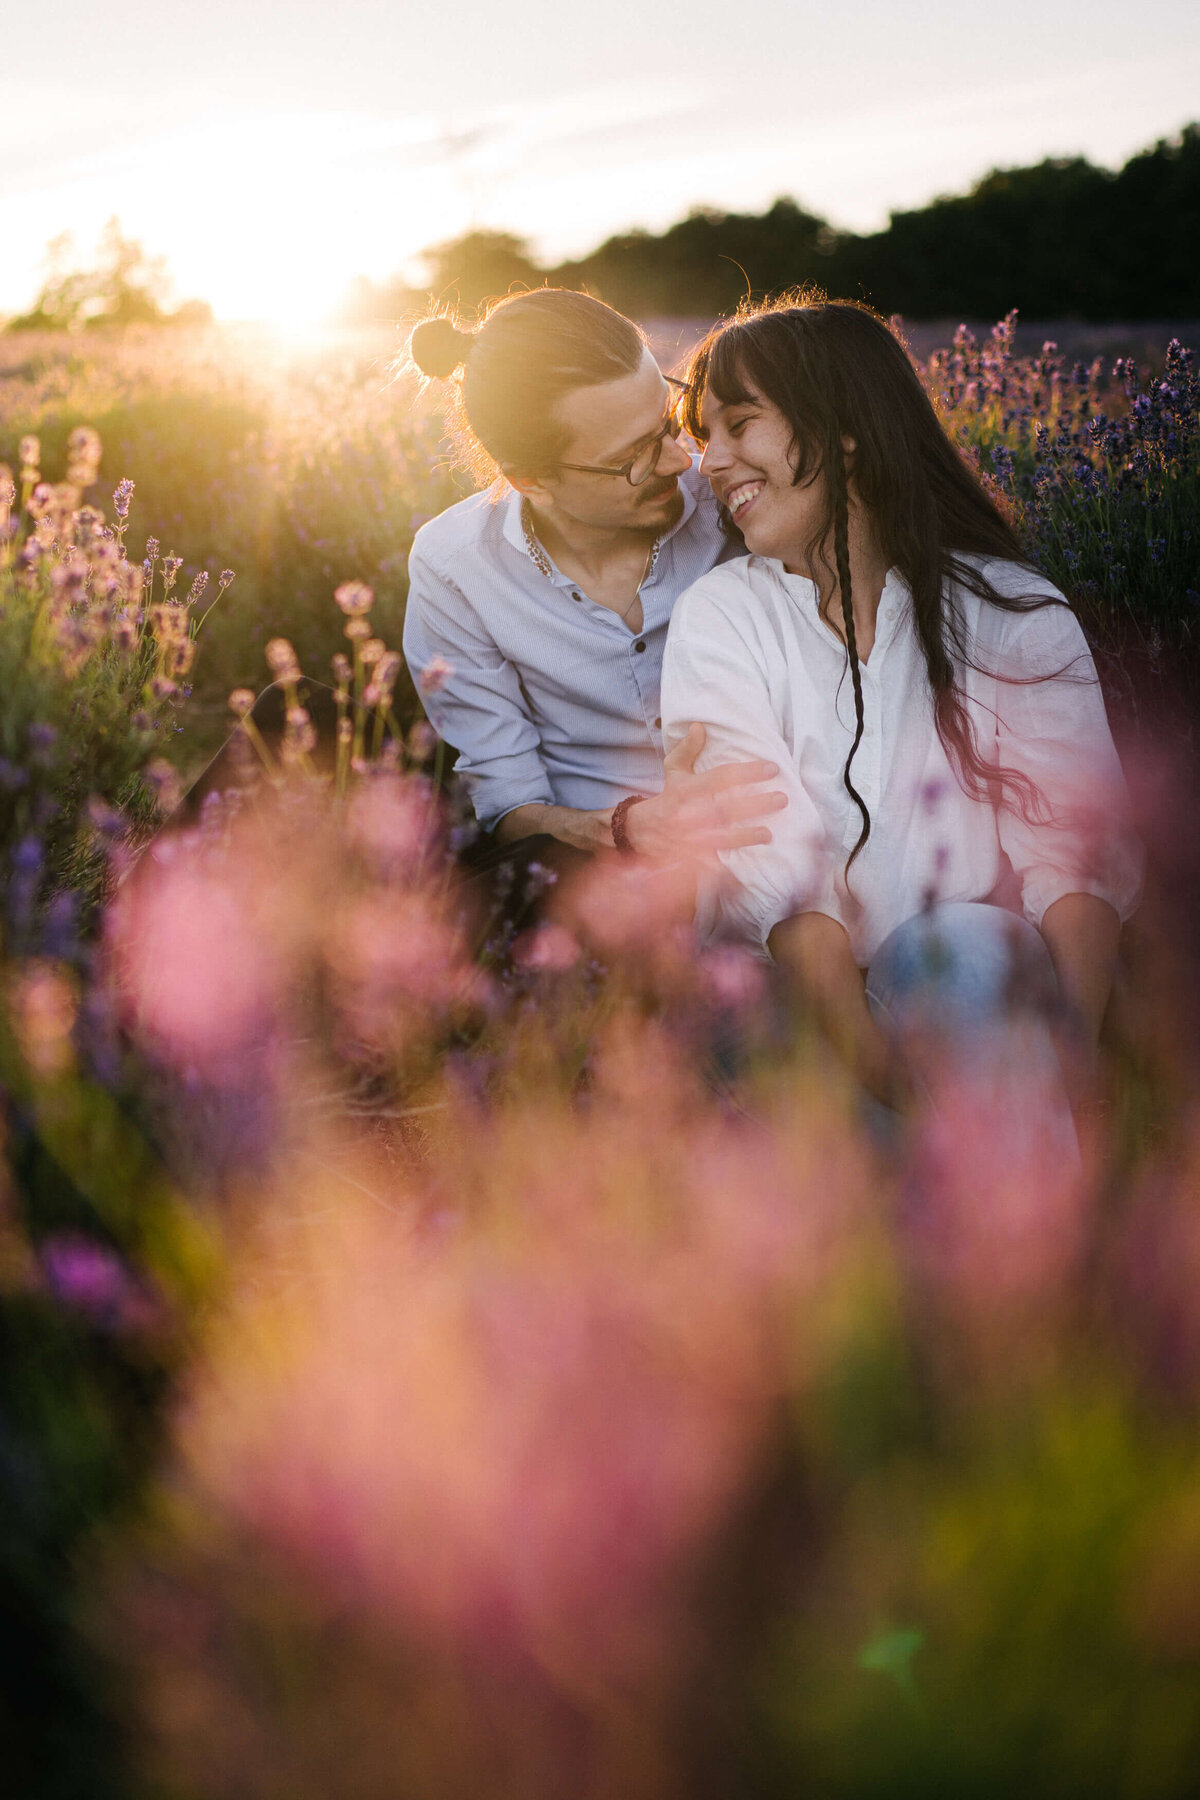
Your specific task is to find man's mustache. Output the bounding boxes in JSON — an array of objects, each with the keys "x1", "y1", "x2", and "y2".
[{"x1": 637, "y1": 476, "x2": 680, "y2": 505}]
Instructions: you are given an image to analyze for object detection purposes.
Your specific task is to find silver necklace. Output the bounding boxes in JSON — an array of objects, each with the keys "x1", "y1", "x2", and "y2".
[{"x1": 522, "y1": 502, "x2": 661, "y2": 622}]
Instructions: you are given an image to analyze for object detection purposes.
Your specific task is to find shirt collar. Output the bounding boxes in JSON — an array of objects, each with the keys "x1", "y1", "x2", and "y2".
[
  {"x1": 772, "y1": 559, "x2": 907, "y2": 603},
  {"x1": 771, "y1": 559, "x2": 910, "y2": 645},
  {"x1": 498, "y1": 460, "x2": 705, "y2": 581}
]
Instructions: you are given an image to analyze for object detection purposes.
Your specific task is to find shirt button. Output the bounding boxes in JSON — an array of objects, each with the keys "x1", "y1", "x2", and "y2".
[
  {"x1": 573, "y1": 591, "x2": 583, "y2": 603},
  {"x1": 634, "y1": 640, "x2": 646, "y2": 653},
  {"x1": 654, "y1": 716, "x2": 662, "y2": 728}
]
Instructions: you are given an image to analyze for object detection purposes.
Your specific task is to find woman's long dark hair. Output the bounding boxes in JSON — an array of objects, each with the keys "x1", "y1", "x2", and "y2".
[{"x1": 682, "y1": 292, "x2": 1072, "y2": 871}]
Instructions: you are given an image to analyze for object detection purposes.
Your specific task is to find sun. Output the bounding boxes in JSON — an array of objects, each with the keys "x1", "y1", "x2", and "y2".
[{"x1": 116, "y1": 112, "x2": 443, "y2": 330}]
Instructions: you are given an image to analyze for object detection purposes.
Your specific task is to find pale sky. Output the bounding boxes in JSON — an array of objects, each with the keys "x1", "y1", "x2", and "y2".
[{"x1": 3, "y1": 0, "x2": 1198, "y2": 323}]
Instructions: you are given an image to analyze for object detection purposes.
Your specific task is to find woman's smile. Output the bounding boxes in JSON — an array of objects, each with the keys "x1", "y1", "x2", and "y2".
[{"x1": 726, "y1": 479, "x2": 765, "y2": 522}]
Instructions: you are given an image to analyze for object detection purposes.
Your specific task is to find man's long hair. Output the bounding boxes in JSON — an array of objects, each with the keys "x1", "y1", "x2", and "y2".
[{"x1": 409, "y1": 289, "x2": 645, "y2": 486}]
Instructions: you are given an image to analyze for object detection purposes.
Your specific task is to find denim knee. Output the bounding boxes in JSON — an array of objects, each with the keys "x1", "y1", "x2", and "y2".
[{"x1": 865, "y1": 903, "x2": 1057, "y2": 1036}]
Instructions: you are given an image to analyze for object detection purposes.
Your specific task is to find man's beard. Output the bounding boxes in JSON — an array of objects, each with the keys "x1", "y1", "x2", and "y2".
[{"x1": 636, "y1": 475, "x2": 681, "y2": 510}]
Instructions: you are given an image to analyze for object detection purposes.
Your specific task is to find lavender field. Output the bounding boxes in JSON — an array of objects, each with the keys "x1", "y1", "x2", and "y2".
[{"x1": 2, "y1": 315, "x2": 1200, "y2": 1799}]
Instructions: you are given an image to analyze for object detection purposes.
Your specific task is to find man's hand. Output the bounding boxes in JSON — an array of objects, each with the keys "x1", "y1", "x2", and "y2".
[
  {"x1": 491, "y1": 724, "x2": 786, "y2": 860},
  {"x1": 623, "y1": 723, "x2": 787, "y2": 861}
]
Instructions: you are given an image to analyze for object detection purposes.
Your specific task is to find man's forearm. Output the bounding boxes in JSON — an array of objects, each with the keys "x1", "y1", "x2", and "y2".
[{"x1": 492, "y1": 802, "x2": 615, "y2": 853}]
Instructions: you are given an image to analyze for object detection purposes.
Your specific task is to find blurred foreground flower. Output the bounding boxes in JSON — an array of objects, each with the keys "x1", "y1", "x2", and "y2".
[{"x1": 98, "y1": 1036, "x2": 874, "y2": 1799}]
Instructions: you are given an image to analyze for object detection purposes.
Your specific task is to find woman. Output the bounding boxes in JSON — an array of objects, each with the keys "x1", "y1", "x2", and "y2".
[{"x1": 660, "y1": 295, "x2": 1142, "y2": 1115}]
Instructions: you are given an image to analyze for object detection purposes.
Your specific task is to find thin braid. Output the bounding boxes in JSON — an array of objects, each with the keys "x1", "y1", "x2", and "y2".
[{"x1": 831, "y1": 454, "x2": 871, "y2": 873}]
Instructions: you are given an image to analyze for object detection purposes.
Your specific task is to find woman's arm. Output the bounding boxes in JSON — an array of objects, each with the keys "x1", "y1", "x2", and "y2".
[
  {"x1": 768, "y1": 911, "x2": 912, "y2": 1109},
  {"x1": 1039, "y1": 891, "x2": 1121, "y2": 1045},
  {"x1": 661, "y1": 581, "x2": 835, "y2": 948},
  {"x1": 988, "y1": 587, "x2": 1143, "y2": 934}
]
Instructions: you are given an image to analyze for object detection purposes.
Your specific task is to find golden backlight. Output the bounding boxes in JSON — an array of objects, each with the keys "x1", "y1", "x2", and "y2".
[{"x1": 66, "y1": 112, "x2": 474, "y2": 327}]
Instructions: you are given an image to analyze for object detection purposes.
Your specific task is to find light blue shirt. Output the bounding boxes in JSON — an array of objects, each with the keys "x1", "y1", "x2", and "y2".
[{"x1": 403, "y1": 464, "x2": 741, "y2": 828}]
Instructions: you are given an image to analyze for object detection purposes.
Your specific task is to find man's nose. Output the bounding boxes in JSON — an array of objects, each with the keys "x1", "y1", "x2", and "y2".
[{"x1": 658, "y1": 430, "x2": 693, "y2": 477}]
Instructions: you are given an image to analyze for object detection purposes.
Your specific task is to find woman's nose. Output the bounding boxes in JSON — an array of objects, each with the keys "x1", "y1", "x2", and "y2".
[{"x1": 698, "y1": 437, "x2": 728, "y2": 478}]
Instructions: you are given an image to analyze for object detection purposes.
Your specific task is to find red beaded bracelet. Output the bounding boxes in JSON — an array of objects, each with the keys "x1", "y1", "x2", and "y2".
[{"x1": 610, "y1": 793, "x2": 648, "y2": 854}]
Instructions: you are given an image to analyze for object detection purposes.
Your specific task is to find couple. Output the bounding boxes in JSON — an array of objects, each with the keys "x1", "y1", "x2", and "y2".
[{"x1": 404, "y1": 288, "x2": 1141, "y2": 1116}]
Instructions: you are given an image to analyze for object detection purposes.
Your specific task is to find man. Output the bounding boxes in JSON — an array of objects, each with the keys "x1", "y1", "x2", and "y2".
[{"x1": 403, "y1": 290, "x2": 785, "y2": 869}]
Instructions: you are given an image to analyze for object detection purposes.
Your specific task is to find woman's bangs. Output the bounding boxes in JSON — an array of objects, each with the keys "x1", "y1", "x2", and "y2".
[
  {"x1": 681, "y1": 328, "x2": 757, "y2": 437},
  {"x1": 705, "y1": 333, "x2": 759, "y2": 410}
]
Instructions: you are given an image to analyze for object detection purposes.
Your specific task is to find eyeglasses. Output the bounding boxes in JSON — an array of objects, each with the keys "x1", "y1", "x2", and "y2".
[{"x1": 556, "y1": 376, "x2": 690, "y2": 487}]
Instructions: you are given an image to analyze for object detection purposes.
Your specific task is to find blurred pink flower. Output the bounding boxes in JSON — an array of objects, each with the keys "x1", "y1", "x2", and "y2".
[
  {"x1": 326, "y1": 890, "x2": 469, "y2": 1043},
  {"x1": 567, "y1": 856, "x2": 698, "y2": 959},
  {"x1": 407, "y1": 720, "x2": 437, "y2": 761},
  {"x1": 346, "y1": 776, "x2": 439, "y2": 874},
  {"x1": 9, "y1": 960, "x2": 78, "y2": 1079},
  {"x1": 334, "y1": 581, "x2": 374, "y2": 617},
  {"x1": 265, "y1": 637, "x2": 301, "y2": 682},
  {"x1": 108, "y1": 847, "x2": 287, "y2": 1075},
  {"x1": 187, "y1": 1181, "x2": 776, "y2": 1679},
  {"x1": 900, "y1": 1026, "x2": 1089, "y2": 1332},
  {"x1": 699, "y1": 943, "x2": 768, "y2": 1011},
  {"x1": 143, "y1": 758, "x2": 182, "y2": 812},
  {"x1": 511, "y1": 922, "x2": 581, "y2": 973}
]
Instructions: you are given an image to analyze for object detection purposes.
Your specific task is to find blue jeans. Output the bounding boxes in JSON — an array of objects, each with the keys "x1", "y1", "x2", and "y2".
[
  {"x1": 866, "y1": 902, "x2": 1058, "y2": 1042},
  {"x1": 863, "y1": 903, "x2": 1077, "y2": 1156}
]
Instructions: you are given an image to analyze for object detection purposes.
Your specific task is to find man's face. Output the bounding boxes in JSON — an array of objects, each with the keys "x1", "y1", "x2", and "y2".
[{"x1": 522, "y1": 348, "x2": 692, "y2": 534}]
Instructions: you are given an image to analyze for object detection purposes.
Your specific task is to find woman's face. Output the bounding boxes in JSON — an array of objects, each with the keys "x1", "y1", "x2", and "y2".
[{"x1": 697, "y1": 379, "x2": 827, "y2": 570}]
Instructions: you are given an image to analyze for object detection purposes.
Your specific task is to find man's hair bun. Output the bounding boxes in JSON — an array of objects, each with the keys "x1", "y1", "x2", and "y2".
[{"x1": 410, "y1": 317, "x2": 475, "y2": 379}]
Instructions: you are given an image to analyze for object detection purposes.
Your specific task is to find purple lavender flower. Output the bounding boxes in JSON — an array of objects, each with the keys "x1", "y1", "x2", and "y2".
[
  {"x1": 13, "y1": 835, "x2": 43, "y2": 874},
  {"x1": 87, "y1": 795, "x2": 125, "y2": 836},
  {"x1": 39, "y1": 1233, "x2": 147, "y2": 1331},
  {"x1": 43, "y1": 891, "x2": 78, "y2": 959}
]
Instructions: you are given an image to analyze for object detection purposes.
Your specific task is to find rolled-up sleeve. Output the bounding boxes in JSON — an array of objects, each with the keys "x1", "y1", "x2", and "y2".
[
  {"x1": 662, "y1": 583, "x2": 834, "y2": 949},
  {"x1": 403, "y1": 544, "x2": 555, "y2": 828},
  {"x1": 990, "y1": 599, "x2": 1143, "y2": 926}
]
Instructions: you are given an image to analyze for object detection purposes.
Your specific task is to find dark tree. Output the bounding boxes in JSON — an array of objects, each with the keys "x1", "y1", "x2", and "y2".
[
  {"x1": 552, "y1": 199, "x2": 841, "y2": 316},
  {"x1": 405, "y1": 123, "x2": 1200, "y2": 325},
  {"x1": 420, "y1": 231, "x2": 543, "y2": 317}
]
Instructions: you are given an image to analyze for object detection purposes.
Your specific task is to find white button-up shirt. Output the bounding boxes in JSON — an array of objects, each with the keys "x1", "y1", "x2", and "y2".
[
  {"x1": 661, "y1": 554, "x2": 1142, "y2": 964},
  {"x1": 403, "y1": 465, "x2": 740, "y2": 828}
]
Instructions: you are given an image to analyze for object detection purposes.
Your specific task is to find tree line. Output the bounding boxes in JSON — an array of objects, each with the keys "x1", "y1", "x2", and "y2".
[
  {"x1": 5, "y1": 219, "x2": 213, "y2": 333},
  {"x1": 404, "y1": 123, "x2": 1200, "y2": 324}
]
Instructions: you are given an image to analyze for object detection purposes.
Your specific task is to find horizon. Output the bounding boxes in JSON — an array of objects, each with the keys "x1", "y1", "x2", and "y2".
[{"x1": 4, "y1": 0, "x2": 1199, "y2": 327}]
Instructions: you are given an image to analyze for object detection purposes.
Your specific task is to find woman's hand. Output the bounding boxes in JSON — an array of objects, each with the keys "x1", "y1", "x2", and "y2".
[{"x1": 623, "y1": 723, "x2": 788, "y2": 861}]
